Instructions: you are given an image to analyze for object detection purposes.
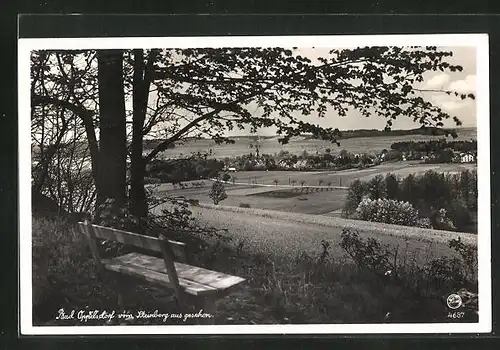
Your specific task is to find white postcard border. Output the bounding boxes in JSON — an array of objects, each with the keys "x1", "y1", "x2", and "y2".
[{"x1": 18, "y1": 33, "x2": 491, "y2": 335}]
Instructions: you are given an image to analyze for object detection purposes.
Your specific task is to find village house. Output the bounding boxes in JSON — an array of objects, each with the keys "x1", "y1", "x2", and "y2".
[
  {"x1": 293, "y1": 159, "x2": 310, "y2": 170},
  {"x1": 452, "y1": 151, "x2": 476, "y2": 163},
  {"x1": 460, "y1": 153, "x2": 475, "y2": 163}
]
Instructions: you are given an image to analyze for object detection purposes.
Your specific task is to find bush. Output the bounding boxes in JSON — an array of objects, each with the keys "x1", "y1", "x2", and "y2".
[
  {"x1": 416, "y1": 217, "x2": 433, "y2": 228},
  {"x1": 146, "y1": 194, "x2": 231, "y2": 256},
  {"x1": 340, "y1": 227, "x2": 478, "y2": 291},
  {"x1": 96, "y1": 198, "x2": 139, "y2": 231},
  {"x1": 221, "y1": 173, "x2": 231, "y2": 182},
  {"x1": 340, "y1": 228, "x2": 478, "y2": 321},
  {"x1": 433, "y1": 208, "x2": 456, "y2": 231},
  {"x1": 32, "y1": 216, "x2": 113, "y2": 322},
  {"x1": 355, "y1": 197, "x2": 419, "y2": 227},
  {"x1": 239, "y1": 203, "x2": 251, "y2": 208}
]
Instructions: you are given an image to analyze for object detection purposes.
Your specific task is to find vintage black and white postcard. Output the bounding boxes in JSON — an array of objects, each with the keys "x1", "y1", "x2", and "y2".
[{"x1": 19, "y1": 33, "x2": 491, "y2": 334}]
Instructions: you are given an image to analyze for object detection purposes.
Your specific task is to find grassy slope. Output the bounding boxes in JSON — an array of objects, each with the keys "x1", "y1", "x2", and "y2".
[
  {"x1": 32, "y1": 206, "x2": 478, "y2": 326},
  {"x1": 183, "y1": 204, "x2": 476, "y2": 270}
]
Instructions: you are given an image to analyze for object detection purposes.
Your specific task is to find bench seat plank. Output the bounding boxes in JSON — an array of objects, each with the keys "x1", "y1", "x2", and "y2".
[
  {"x1": 102, "y1": 258, "x2": 218, "y2": 296},
  {"x1": 103, "y1": 252, "x2": 245, "y2": 297},
  {"x1": 89, "y1": 224, "x2": 187, "y2": 259}
]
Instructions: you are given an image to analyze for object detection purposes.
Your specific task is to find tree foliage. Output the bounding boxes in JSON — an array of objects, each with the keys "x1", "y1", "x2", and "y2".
[
  {"x1": 208, "y1": 180, "x2": 228, "y2": 205},
  {"x1": 342, "y1": 170, "x2": 477, "y2": 233},
  {"x1": 31, "y1": 46, "x2": 473, "y2": 222}
]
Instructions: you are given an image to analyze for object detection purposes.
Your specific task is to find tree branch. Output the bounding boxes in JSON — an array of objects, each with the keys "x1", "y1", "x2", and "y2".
[
  {"x1": 144, "y1": 108, "x2": 222, "y2": 163},
  {"x1": 32, "y1": 94, "x2": 101, "y2": 191},
  {"x1": 32, "y1": 95, "x2": 93, "y2": 119}
]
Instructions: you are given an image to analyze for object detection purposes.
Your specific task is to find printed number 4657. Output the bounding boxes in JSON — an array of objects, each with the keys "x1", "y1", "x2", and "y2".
[{"x1": 447, "y1": 311, "x2": 465, "y2": 319}]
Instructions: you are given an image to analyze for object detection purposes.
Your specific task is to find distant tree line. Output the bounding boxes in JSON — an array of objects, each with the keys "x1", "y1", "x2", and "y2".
[
  {"x1": 303, "y1": 127, "x2": 455, "y2": 140},
  {"x1": 145, "y1": 157, "x2": 224, "y2": 184},
  {"x1": 390, "y1": 139, "x2": 477, "y2": 154}
]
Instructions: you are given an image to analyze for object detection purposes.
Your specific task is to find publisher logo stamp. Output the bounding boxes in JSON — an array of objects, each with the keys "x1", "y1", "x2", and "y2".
[{"x1": 446, "y1": 293, "x2": 463, "y2": 310}]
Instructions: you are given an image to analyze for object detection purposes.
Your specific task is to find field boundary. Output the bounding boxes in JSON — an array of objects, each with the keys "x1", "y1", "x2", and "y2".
[
  {"x1": 208, "y1": 178, "x2": 349, "y2": 190},
  {"x1": 195, "y1": 203, "x2": 478, "y2": 247}
]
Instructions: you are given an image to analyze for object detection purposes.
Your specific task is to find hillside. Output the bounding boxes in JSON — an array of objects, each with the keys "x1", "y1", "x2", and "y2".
[{"x1": 142, "y1": 127, "x2": 475, "y2": 151}]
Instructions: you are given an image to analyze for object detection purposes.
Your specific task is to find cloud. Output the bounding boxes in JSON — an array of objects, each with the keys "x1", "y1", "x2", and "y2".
[
  {"x1": 440, "y1": 100, "x2": 463, "y2": 111},
  {"x1": 425, "y1": 73, "x2": 450, "y2": 88},
  {"x1": 430, "y1": 92, "x2": 473, "y2": 112},
  {"x1": 448, "y1": 74, "x2": 476, "y2": 93}
]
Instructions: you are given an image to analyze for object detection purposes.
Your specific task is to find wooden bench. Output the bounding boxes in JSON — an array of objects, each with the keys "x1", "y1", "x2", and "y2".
[{"x1": 78, "y1": 221, "x2": 245, "y2": 324}]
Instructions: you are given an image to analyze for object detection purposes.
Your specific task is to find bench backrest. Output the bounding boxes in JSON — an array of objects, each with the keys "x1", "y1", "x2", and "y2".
[{"x1": 78, "y1": 221, "x2": 187, "y2": 302}]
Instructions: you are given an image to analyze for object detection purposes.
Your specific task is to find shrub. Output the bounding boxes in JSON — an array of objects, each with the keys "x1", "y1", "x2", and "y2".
[
  {"x1": 221, "y1": 173, "x2": 231, "y2": 182},
  {"x1": 97, "y1": 190, "x2": 230, "y2": 257},
  {"x1": 355, "y1": 197, "x2": 419, "y2": 227},
  {"x1": 468, "y1": 170, "x2": 478, "y2": 210},
  {"x1": 434, "y1": 207, "x2": 457, "y2": 231},
  {"x1": 339, "y1": 228, "x2": 395, "y2": 276},
  {"x1": 385, "y1": 149, "x2": 403, "y2": 162},
  {"x1": 339, "y1": 228, "x2": 478, "y2": 320},
  {"x1": 239, "y1": 203, "x2": 251, "y2": 208},
  {"x1": 32, "y1": 217, "x2": 106, "y2": 321},
  {"x1": 416, "y1": 217, "x2": 433, "y2": 228},
  {"x1": 96, "y1": 198, "x2": 140, "y2": 231},
  {"x1": 340, "y1": 227, "x2": 478, "y2": 290},
  {"x1": 146, "y1": 193, "x2": 231, "y2": 256},
  {"x1": 209, "y1": 180, "x2": 228, "y2": 205}
]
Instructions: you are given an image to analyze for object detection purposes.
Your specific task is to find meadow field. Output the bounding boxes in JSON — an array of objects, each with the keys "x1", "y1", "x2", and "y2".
[
  {"x1": 185, "y1": 204, "x2": 477, "y2": 260},
  {"x1": 151, "y1": 161, "x2": 477, "y2": 216},
  {"x1": 154, "y1": 128, "x2": 477, "y2": 160}
]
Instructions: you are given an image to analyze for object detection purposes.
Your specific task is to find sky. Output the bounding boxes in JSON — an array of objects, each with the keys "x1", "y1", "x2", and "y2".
[
  {"x1": 33, "y1": 44, "x2": 478, "y2": 141},
  {"x1": 231, "y1": 46, "x2": 477, "y2": 136}
]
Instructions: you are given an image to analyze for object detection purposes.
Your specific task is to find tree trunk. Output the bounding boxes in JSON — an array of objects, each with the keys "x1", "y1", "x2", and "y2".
[
  {"x1": 129, "y1": 155, "x2": 148, "y2": 232},
  {"x1": 96, "y1": 49, "x2": 127, "y2": 213},
  {"x1": 129, "y1": 49, "x2": 157, "y2": 233}
]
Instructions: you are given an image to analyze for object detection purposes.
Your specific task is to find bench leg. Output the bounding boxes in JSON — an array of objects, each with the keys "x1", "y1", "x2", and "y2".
[
  {"x1": 114, "y1": 276, "x2": 125, "y2": 309},
  {"x1": 114, "y1": 275, "x2": 130, "y2": 325},
  {"x1": 96, "y1": 271, "x2": 128, "y2": 325},
  {"x1": 194, "y1": 295, "x2": 217, "y2": 325}
]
